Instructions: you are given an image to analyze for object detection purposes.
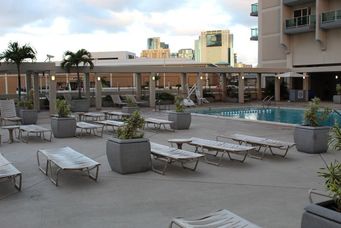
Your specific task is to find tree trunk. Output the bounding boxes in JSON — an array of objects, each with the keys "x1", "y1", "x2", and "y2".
[{"x1": 17, "y1": 64, "x2": 21, "y2": 101}]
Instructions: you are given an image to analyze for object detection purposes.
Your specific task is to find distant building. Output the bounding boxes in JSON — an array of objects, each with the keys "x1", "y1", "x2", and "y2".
[
  {"x1": 235, "y1": 62, "x2": 253, "y2": 68},
  {"x1": 142, "y1": 37, "x2": 170, "y2": 58},
  {"x1": 194, "y1": 30, "x2": 235, "y2": 66},
  {"x1": 177, "y1": 49, "x2": 194, "y2": 60},
  {"x1": 91, "y1": 51, "x2": 137, "y2": 61}
]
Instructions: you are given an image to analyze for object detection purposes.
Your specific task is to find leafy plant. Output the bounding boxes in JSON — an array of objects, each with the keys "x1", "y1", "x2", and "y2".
[
  {"x1": 175, "y1": 96, "x2": 184, "y2": 112},
  {"x1": 318, "y1": 160, "x2": 341, "y2": 211},
  {"x1": 60, "y1": 49, "x2": 94, "y2": 99},
  {"x1": 17, "y1": 89, "x2": 34, "y2": 109},
  {"x1": 117, "y1": 111, "x2": 144, "y2": 139},
  {"x1": 0, "y1": 42, "x2": 36, "y2": 101},
  {"x1": 304, "y1": 97, "x2": 331, "y2": 127},
  {"x1": 56, "y1": 99, "x2": 71, "y2": 118},
  {"x1": 126, "y1": 97, "x2": 137, "y2": 107},
  {"x1": 329, "y1": 124, "x2": 341, "y2": 151},
  {"x1": 156, "y1": 92, "x2": 175, "y2": 101}
]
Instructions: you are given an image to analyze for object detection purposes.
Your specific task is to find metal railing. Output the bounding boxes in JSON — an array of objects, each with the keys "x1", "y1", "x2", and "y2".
[
  {"x1": 250, "y1": 3, "x2": 258, "y2": 16},
  {"x1": 262, "y1": 96, "x2": 273, "y2": 108},
  {"x1": 250, "y1": 28, "x2": 258, "y2": 40},
  {"x1": 322, "y1": 10, "x2": 341, "y2": 24},
  {"x1": 286, "y1": 15, "x2": 316, "y2": 29}
]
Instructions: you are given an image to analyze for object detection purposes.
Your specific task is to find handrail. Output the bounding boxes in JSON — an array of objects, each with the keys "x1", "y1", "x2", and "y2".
[
  {"x1": 333, "y1": 109, "x2": 341, "y2": 117},
  {"x1": 262, "y1": 96, "x2": 273, "y2": 108}
]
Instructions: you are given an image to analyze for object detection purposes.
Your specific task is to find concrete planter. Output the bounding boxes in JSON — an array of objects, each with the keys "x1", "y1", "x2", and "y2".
[
  {"x1": 168, "y1": 111, "x2": 191, "y2": 130},
  {"x1": 106, "y1": 138, "x2": 151, "y2": 174},
  {"x1": 51, "y1": 117, "x2": 76, "y2": 138},
  {"x1": 301, "y1": 200, "x2": 341, "y2": 228},
  {"x1": 333, "y1": 95, "x2": 341, "y2": 104},
  {"x1": 19, "y1": 109, "x2": 38, "y2": 125},
  {"x1": 294, "y1": 125, "x2": 330, "y2": 153},
  {"x1": 122, "y1": 106, "x2": 139, "y2": 114},
  {"x1": 70, "y1": 99, "x2": 90, "y2": 112}
]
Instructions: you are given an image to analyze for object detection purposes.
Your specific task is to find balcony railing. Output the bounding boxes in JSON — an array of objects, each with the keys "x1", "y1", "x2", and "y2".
[
  {"x1": 321, "y1": 10, "x2": 341, "y2": 29},
  {"x1": 250, "y1": 28, "x2": 258, "y2": 41},
  {"x1": 250, "y1": 3, "x2": 258, "y2": 16},
  {"x1": 283, "y1": 0, "x2": 314, "y2": 6},
  {"x1": 285, "y1": 15, "x2": 316, "y2": 34}
]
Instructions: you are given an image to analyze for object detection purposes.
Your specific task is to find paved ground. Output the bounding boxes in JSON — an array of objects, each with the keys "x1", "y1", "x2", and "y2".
[{"x1": 0, "y1": 105, "x2": 340, "y2": 228}]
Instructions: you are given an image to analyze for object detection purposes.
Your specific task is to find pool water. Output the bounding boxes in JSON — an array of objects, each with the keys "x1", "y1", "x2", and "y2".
[{"x1": 192, "y1": 107, "x2": 341, "y2": 126}]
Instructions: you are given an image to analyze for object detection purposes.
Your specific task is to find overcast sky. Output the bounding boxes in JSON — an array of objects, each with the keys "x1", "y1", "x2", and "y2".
[{"x1": 0, "y1": 0, "x2": 258, "y2": 65}]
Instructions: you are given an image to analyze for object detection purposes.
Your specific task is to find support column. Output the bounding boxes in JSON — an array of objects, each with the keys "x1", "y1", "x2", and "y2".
[
  {"x1": 180, "y1": 73, "x2": 188, "y2": 95},
  {"x1": 196, "y1": 73, "x2": 203, "y2": 104},
  {"x1": 5, "y1": 73, "x2": 8, "y2": 95},
  {"x1": 49, "y1": 72, "x2": 57, "y2": 114},
  {"x1": 238, "y1": 73, "x2": 245, "y2": 104},
  {"x1": 256, "y1": 73, "x2": 262, "y2": 100},
  {"x1": 84, "y1": 73, "x2": 90, "y2": 100},
  {"x1": 303, "y1": 73, "x2": 309, "y2": 101},
  {"x1": 26, "y1": 72, "x2": 32, "y2": 96},
  {"x1": 220, "y1": 73, "x2": 227, "y2": 101},
  {"x1": 95, "y1": 74, "x2": 102, "y2": 110},
  {"x1": 149, "y1": 73, "x2": 156, "y2": 108},
  {"x1": 275, "y1": 76, "x2": 281, "y2": 102},
  {"x1": 134, "y1": 73, "x2": 142, "y2": 100},
  {"x1": 110, "y1": 73, "x2": 113, "y2": 87},
  {"x1": 33, "y1": 73, "x2": 40, "y2": 111}
]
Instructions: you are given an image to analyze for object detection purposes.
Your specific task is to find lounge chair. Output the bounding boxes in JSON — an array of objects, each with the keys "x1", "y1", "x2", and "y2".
[
  {"x1": 125, "y1": 95, "x2": 148, "y2": 106},
  {"x1": 188, "y1": 137, "x2": 255, "y2": 165},
  {"x1": 37, "y1": 146, "x2": 100, "y2": 186},
  {"x1": 169, "y1": 209, "x2": 261, "y2": 228},
  {"x1": 76, "y1": 122, "x2": 104, "y2": 137},
  {"x1": 150, "y1": 142, "x2": 204, "y2": 175},
  {"x1": 110, "y1": 95, "x2": 127, "y2": 107},
  {"x1": 0, "y1": 153, "x2": 22, "y2": 191},
  {"x1": 0, "y1": 99, "x2": 22, "y2": 125},
  {"x1": 145, "y1": 118, "x2": 174, "y2": 131},
  {"x1": 222, "y1": 133, "x2": 296, "y2": 159}
]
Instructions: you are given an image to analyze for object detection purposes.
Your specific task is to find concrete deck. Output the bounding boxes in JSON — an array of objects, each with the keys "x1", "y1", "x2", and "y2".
[{"x1": 0, "y1": 106, "x2": 339, "y2": 228}]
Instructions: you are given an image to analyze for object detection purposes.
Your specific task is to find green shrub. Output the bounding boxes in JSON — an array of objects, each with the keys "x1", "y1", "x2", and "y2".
[
  {"x1": 156, "y1": 92, "x2": 175, "y2": 101},
  {"x1": 56, "y1": 99, "x2": 71, "y2": 118},
  {"x1": 304, "y1": 97, "x2": 331, "y2": 127},
  {"x1": 175, "y1": 96, "x2": 184, "y2": 112},
  {"x1": 117, "y1": 111, "x2": 144, "y2": 139}
]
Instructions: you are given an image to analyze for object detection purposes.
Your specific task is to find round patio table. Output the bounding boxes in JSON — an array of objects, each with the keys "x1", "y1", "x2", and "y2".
[
  {"x1": 2, "y1": 125, "x2": 20, "y2": 143},
  {"x1": 168, "y1": 138, "x2": 192, "y2": 149}
]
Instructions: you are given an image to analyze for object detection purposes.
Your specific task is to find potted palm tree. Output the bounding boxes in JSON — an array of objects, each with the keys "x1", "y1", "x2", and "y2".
[
  {"x1": 168, "y1": 96, "x2": 191, "y2": 130},
  {"x1": 18, "y1": 89, "x2": 38, "y2": 124},
  {"x1": 60, "y1": 49, "x2": 94, "y2": 112},
  {"x1": 51, "y1": 99, "x2": 76, "y2": 138},
  {"x1": 0, "y1": 41, "x2": 36, "y2": 101},
  {"x1": 294, "y1": 97, "x2": 331, "y2": 153},
  {"x1": 106, "y1": 111, "x2": 151, "y2": 174}
]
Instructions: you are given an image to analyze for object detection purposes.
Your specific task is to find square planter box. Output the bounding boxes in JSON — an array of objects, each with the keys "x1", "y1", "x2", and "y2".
[
  {"x1": 51, "y1": 117, "x2": 77, "y2": 138},
  {"x1": 122, "y1": 106, "x2": 139, "y2": 114},
  {"x1": 301, "y1": 200, "x2": 341, "y2": 228},
  {"x1": 294, "y1": 125, "x2": 330, "y2": 154},
  {"x1": 19, "y1": 109, "x2": 38, "y2": 125},
  {"x1": 70, "y1": 99, "x2": 90, "y2": 112},
  {"x1": 106, "y1": 138, "x2": 151, "y2": 174},
  {"x1": 333, "y1": 95, "x2": 341, "y2": 104},
  {"x1": 168, "y1": 112, "x2": 191, "y2": 130}
]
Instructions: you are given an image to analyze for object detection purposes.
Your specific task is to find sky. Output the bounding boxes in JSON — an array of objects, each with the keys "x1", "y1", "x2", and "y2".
[{"x1": 0, "y1": 0, "x2": 258, "y2": 65}]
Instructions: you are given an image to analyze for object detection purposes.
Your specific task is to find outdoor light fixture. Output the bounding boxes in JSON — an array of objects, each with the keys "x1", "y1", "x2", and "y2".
[
  {"x1": 241, "y1": 76, "x2": 245, "y2": 80},
  {"x1": 97, "y1": 76, "x2": 101, "y2": 81},
  {"x1": 51, "y1": 75, "x2": 55, "y2": 81},
  {"x1": 152, "y1": 76, "x2": 155, "y2": 81},
  {"x1": 336, "y1": 75, "x2": 339, "y2": 79},
  {"x1": 303, "y1": 76, "x2": 306, "y2": 80},
  {"x1": 200, "y1": 76, "x2": 203, "y2": 80},
  {"x1": 278, "y1": 76, "x2": 281, "y2": 80}
]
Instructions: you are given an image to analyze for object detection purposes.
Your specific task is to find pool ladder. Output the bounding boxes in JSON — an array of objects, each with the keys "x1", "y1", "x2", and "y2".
[{"x1": 262, "y1": 96, "x2": 274, "y2": 108}]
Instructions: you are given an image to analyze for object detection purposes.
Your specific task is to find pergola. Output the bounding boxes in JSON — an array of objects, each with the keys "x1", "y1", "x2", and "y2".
[{"x1": 0, "y1": 62, "x2": 290, "y2": 113}]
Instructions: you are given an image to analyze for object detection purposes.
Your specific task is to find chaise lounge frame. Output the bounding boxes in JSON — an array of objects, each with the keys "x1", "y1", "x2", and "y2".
[
  {"x1": 150, "y1": 142, "x2": 204, "y2": 175},
  {"x1": 37, "y1": 146, "x2": 100, "y2": 186},
  {"x1": 0, "y1": 153, "x2": 22, "y2": 191},
  {"x1": 145, "y1": 118, "x2": 174, "y2": 131}
]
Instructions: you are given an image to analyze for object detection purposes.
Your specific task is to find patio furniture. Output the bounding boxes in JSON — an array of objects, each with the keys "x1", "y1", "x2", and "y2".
[
  {"x1": 125, "y1": 95, "x2": 147, "y2": 106},
  {"x1": 2, "y1": 125, "x2": 20, "y2": 143},
  {"x1": 0, "y1": 99, "x2": 22, "y2": 126},
  {"x1": 37, "y1": 146, "x2": 100, "y2": 186},
  {"x1": 150, "y1": 142, "x2": 203, "y2": 175},
  {"x1": 83, "y1": 112, "x2": 106, "y2": 122},
  {"x1": 169, "y1": 209, "x2": 261, "y2": 228},
  {"x1": 168, "y1": 138, "x2": 192, "y2": 149},
  {"x1": 223, "y1": 133, "x2": 296, "y2": 159},
  {"x1": 111, "y1": 95, "x2": 127, "y2": 107},
  {"x1": 145, "y1": 118, "x2": 174, "y2": 131},
  {"x1": 188, "y1": 137, "x2": 255, "y2": 165},
  {"x1": 105, "y1": 111, "x2": 131, "y2": 120},
  {"x1": 76, "y1": 122, "x2": 104, "y2": 137},
  {"x1": 0, "y1": 153, "x2": 22, "y2": 191},
  {"x1": 95, "y1": 120, "x2": 126, "y2": 135},
  {"x1": 19, "y1": 124, "x2": 52, "y2": 143}
]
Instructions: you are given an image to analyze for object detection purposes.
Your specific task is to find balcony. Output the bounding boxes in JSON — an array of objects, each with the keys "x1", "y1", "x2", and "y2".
[
  {"x1": 321, "y1": 10, "x2": 341, "y2": 29},
  {"x1": 283, "y1": 0, "x2": 314, "y2": 6},
  {"x1": 284, "y1": 15, "x2": 316, "y2": 34},
  {"x1": 250, "y1": 3, "x2": 258, "y2": 17},
  {"x1": 250, "y1": 28, "x2": 258, "y2": 41}
]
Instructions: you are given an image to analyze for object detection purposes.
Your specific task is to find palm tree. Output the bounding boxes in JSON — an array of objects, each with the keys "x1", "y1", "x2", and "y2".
[
  {"x1": 0, "y1": 42, "x2": 36, "y2": 101},
  {"x1": 61, "y1": 49, "x2": 94, "y2": 99}
]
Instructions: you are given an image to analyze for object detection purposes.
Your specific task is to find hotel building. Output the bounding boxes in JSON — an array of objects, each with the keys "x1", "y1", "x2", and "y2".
[{"x1": 254, "y1": 0, "x2": 341, "y2": 100}]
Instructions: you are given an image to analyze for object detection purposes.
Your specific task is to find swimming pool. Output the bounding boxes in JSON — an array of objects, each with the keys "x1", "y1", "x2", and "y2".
[{"x1": 191, "y1": 107, "x2": 341, "y2": 126}]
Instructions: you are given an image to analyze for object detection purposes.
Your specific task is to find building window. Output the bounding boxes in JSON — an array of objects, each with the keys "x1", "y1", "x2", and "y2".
[
  {"x1": 206, "y1": 33, "x2": 222, "y2": 47},
  {"x1": 294, "y1": 8, "x2": 311, "y2": 26}
]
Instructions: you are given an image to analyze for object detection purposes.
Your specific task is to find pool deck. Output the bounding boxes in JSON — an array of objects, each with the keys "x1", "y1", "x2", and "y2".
[{"x1": 0, "y1": 103, "x2": 340, "y2": 228}]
